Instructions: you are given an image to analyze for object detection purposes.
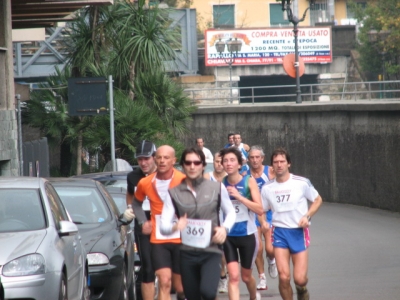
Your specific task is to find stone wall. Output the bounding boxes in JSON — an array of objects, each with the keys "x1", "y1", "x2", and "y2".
[
  {"x1": 0, "y1": 110, "x2": 19, "y2": 176},
  {"x1": 181, "y1": 101, "x2": 400, "y2": 212}
]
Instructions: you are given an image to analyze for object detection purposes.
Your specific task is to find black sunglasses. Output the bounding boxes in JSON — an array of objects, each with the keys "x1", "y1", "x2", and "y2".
[{"x1": 183, "y1": 160, "x2": 203, "y2": 166}]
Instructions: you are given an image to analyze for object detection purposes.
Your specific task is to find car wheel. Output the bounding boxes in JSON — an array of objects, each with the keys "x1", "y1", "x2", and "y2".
[
  {"x1": 119, "y1": 263, "x2": 128, "y2": 300},
  {"x1": 59, "y1": 273, "x2": 67, "y2": 300}
]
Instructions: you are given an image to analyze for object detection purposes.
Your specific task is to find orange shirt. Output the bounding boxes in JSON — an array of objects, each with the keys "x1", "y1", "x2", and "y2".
[{"x1": 135, "y1": 169, "x2": 185, "y2": 244}]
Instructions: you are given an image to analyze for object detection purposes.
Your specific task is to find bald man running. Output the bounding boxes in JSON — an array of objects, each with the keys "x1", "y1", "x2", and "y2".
[{"x1": 133, "y1": 145, "x2": 186, "y2": 300}]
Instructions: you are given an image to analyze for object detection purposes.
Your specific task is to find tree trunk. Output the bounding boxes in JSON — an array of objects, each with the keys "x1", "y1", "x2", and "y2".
[
  {"x1": 76, "y1": 131, "x2": 83, "y2": 175},
  {"x1": 129, "y1": 60, "x2": 135, "y2": 100}
]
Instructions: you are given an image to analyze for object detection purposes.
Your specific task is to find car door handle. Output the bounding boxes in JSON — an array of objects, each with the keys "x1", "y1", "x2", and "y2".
[{"x1": 73, "y1": 241, "x2": 77, "y2": 248}]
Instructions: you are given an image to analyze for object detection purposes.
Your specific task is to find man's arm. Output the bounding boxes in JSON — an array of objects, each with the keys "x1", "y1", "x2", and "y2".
[
  {"x1": 298, "y1": 195, "x2": 323, "y2": 228},
  {"x1": 132, "y1": 196, "x2": 147, "y2": 224}
]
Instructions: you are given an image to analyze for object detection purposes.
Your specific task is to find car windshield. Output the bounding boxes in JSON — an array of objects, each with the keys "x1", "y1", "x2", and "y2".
[
  {"x1": 108, "y1": 193, "x2": 125, "y2": 213},
  {"x1": 55, "y1": 187, "x2": 110, "y2": 224},
  {"x1": 99, "y1": 179, "x2": 127, "y2": 190},
  {"x1": 0, "y1": 189, "x2": 46, "y2": 232}
]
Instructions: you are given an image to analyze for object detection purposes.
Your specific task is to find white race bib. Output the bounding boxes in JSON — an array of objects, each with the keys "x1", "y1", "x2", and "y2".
[
  {"x1": 232, "y1": 200, "x2": 248, "y2": 222},
  {"x1": 274, "y1": 194, "x2": 296, "y2": 212},
  {"x1": 181, "y1": 219, "x2": 212, "y2": 248},
  {"x1": 155, "y1": 215, "x2": 180, "y2": 240}
]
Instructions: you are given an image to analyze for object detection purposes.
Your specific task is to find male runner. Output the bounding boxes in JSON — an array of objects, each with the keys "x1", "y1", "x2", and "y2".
[
  {"x1": 196, "y1": 137, "x2": 213, "y2": 163},
  {"x1": 203, "y1": 152, "x2": 228, "y2": 293},
  {"x1": 243, "y1": 145, "x2": 277, "y2": 291},
  {"x1": 261, "y1": 148, "x2": 323, "y2": 300},
  {"x1": 223, "y1": 133, "x2": 235, "y2": 148},
  {"x1": 133, "y1": 145, "x2": 186, "y2": 300},
  {"x1": 126, "y1": 140, "x2": 157, "y2": 300},
  {"x1": 233, "y1": 133, "x2": 250, "y2": 174}
]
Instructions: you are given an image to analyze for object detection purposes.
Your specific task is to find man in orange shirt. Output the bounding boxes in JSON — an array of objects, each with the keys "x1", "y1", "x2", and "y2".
[{"x1": 133, "y1": 145, "x2": 185, "y2": 300}]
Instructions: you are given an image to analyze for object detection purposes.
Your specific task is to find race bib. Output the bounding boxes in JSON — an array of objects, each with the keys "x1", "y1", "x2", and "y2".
[
  {"x1": 274, "y1": 194, "x2": 296, "y2": 212},
  {"x1": 155, "y1": 215, "x2": 180, "y2": 240},
  {"x1": 181, "y1": 219, "x2": 212, "y2": 248},
  {"x1": 232, "y1": 200, "x2": 248, "y2": 222}
]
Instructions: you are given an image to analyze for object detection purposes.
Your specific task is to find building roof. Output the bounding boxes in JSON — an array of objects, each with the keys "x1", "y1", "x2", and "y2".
[{"x1": 11, "y1": 0, "x2": 113, "y2": 29}]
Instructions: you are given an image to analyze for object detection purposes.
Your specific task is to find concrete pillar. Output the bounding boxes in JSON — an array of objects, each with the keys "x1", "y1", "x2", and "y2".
[{"x1": 0, "y1": 0, "x2": 15, "y2": 110}]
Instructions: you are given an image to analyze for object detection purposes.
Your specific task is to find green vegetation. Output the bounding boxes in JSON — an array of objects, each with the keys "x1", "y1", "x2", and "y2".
[{"x1": 24, "y1": 0, "x2": 195, "y2": 176}]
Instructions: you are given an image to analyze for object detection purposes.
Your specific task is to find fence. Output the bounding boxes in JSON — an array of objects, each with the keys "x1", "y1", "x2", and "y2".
[{"x1": 184, "y1": 80, "x2": 400, "y2": 104}]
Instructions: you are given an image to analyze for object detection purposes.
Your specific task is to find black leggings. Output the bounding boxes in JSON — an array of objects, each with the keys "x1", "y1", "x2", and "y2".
[{"x1": 179, "y1": 250, "x2": 222, "y2": 300}]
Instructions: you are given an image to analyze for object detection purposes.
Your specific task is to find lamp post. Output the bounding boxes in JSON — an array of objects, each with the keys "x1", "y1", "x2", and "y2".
[
  {"x1": 280, "y1": 0, "x2": 315, "y2": 104},
  {"x1": 367, "y1": 30, "x2": 390, "y2": 99},
  {"x1": 216, "y1": 38, "x2": 242, "y2": 103}
]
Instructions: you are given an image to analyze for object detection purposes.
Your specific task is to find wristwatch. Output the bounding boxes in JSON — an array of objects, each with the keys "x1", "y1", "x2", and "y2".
[
  {"x1": 306, "y1": 215, "x2": 311, "y2": 222},
  {"x1": 127, "y1": 204, "x2": 132, "y2": 209}
]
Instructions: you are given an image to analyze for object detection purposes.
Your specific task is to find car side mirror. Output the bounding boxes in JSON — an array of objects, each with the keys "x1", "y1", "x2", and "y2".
[{"x1": 59, "y1": 220, "x2": 79, "y2": 237}]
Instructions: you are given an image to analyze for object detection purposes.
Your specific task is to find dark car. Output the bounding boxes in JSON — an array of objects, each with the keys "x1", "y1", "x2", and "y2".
[
  {"x1": 72, "y1": 170, "x2": 133, "y2": 191},
  {"x1": 49, "y1": 178, "x2": 136, "y2": 300}
]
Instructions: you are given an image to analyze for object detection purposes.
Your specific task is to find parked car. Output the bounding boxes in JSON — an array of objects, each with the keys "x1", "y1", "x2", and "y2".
[
  {"x1": 49, "y1": 178, "x2": 136, "y2": 300},
  {"x1": 0, "y1": 177, "x2": 88, "y2": 300}
]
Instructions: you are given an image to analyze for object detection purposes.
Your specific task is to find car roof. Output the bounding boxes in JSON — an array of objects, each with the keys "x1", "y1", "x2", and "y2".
[
  {"x1": 71, "y1": 170, "x2": 133, "y2": 180},
  {"x1": 48, "y1": 177, "x2": 99, "y2": 187},
  {"x1": 0, "y1": 176, "x2": 47, "y2": 189}
]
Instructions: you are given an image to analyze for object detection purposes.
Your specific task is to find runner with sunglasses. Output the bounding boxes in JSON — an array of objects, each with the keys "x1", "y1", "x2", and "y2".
[
  {"x1": 219, "y1": 147, "x2": 264, "y2": 300},
  {"x1": 160, "y1": 147, "x2": 236, "y2": 300}
]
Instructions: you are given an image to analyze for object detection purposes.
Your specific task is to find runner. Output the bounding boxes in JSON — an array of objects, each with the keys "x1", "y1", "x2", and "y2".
[
  {"x1": 160, "y1": 147, "x2": 236, "y2": 300},
  {"x1": 204, "y1": 152, "x2": 229, "y2": 293},
  {"x1": 196, "y1": 137, "x2": 213, "y2": 163},
  {"x1": 243, "y1": 145, "x2": 278, "y2": 291},
  {"x1": 224, "y1": 133, "x2": 235, "y2": 148},
  {"x1": 126, "y1": 140, "x2": 157, "y2": 300},
  {"x1": 261, "y1": 148, "x2": 323, "y2": 300},
  {"x1": 132, "y1": 145, "x2": 186, "y2": 300},
  {"x1": 219, "y1": 147, "x2": 264, "y2": 300}
]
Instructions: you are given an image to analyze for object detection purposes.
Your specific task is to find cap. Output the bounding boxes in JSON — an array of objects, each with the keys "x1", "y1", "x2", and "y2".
[{"x1": 135, "y1": 140, "x2": 156, "y2": 158}]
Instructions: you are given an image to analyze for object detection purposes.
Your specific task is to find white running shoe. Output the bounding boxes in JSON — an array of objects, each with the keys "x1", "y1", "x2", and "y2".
[
  {"x1": 256, "y1": 291, "x2": 261, "y2": 300},
  {"x1": 268, "y1": 262, "x2": 278, "y2": 278},
  {"x1": 256, "y1": 274, "x2": 268, "y2": 290},
  {"x1": 218, "y1": 278, "x2": 228, "y2": 293}
]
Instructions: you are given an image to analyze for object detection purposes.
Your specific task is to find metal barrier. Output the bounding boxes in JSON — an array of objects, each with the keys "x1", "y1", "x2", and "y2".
[{"x1": 184, "y1": 80, "x2": 400, "y2": 104}]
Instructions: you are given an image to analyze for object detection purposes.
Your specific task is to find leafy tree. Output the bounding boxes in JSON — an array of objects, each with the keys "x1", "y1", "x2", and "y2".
[{"x1": 350, "y1": 0, "x2": 400, "y2": 82}]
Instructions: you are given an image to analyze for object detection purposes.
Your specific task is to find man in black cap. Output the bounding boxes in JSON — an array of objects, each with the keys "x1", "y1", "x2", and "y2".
[{"x1": 126, "y1": 140, "x2": 157, "y2": 300}]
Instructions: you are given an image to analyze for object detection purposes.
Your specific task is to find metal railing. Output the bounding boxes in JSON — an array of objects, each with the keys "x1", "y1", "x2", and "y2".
[{"x1": 184, "y1": 80, "x2": 400, "y2": 105}]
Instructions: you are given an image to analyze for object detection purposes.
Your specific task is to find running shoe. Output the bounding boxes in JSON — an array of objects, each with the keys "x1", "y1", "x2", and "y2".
[
  {"x1": 296, "y1": 285, "x2": 310, "y2": 300},
  {"x1": 218, "y1": 278, "x2": 228, "y2": 293},
  {"x1": 268, "y1": 262, "x2": 278, "y2": 278},
  {"x1": 256, "y1": 274, "x2": 268, "y2": 290}
]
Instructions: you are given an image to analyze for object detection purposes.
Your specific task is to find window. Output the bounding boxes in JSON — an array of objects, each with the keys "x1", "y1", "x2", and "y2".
[
  {"x1": 213, "y1": 5, "x2": 234, "y2": 28},
  {"x1": 346, "y1": 2, "x2": 366, "y2": 19},
  {"x1": 270, "y1": 4, "x2": 290, "y2": 27},
  {"x1": 310, "y1": 1, "x2": 329, "y2": 25}
]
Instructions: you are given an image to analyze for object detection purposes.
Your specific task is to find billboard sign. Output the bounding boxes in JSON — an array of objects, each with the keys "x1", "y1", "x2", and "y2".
[{"x1": 205, "y1": 27, "x2": 332, "y2": 67}]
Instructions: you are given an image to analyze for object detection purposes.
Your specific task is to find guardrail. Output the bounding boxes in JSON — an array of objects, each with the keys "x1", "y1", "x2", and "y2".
[{"x1": 184, "y1": 80, "x2": 400, "y2": 104}]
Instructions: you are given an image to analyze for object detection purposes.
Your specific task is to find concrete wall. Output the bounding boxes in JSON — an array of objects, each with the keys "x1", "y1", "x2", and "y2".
[
  {"x1": 181, "y1": 101, "x2": 400, "y2": 212},
  {"x1": 0, "y1": 110, "x2": 19, "y2": 176}
]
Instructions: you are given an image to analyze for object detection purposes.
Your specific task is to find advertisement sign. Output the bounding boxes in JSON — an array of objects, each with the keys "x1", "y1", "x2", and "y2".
[{"x1": 205, "y1": 27, "x2": 332, "y2": 66}]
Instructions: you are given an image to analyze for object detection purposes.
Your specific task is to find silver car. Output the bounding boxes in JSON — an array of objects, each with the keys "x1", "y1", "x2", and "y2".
[{"x1": 0, "y1": 177, "x2": 88, "y2": 300}]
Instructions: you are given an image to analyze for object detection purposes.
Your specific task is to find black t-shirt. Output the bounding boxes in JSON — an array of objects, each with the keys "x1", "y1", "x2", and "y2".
[{"x1": 127, "y1": 167, "x2": 146, "y2": 195}]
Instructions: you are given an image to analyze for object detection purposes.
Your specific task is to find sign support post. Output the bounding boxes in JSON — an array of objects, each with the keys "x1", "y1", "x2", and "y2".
[{"x1": 108, "y1": 75, "x2": 116, "y2": 172}]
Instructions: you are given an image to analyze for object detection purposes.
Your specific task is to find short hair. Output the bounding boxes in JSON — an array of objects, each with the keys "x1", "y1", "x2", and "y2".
[
  {"x1": 180, "y1": 147, "x2": 207, "y2": 167},
  {"x1": 219, "y1": 147, "x2": 243, "y2": 166},
  {"x1": 195, "y1": 137, "x2": 204, "y2": 143},
  {"x1": 270, "y1": 147, "x2": 291, "y2": 165},
  {"x1": 227, "y1": 133, "x2": 234, "y2": 138},
  {"x1": 249, "y1": 145, "x2": 265, "y2": 157}
]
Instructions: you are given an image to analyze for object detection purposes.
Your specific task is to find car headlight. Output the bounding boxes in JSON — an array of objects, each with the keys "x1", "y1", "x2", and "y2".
[
  {"x1": 2, "y1": 254, "x2": 45, "y2": 276},
  {"x1": 87, "y1": 253, "x2": 109, "y2": 266}
]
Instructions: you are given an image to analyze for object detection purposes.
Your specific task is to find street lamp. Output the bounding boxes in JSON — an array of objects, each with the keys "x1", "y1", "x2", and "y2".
[
  {"x1": 367, "y1": 29, "x2": 390, "y2": 99},
  {"x1": 216, "y1": 38, "x2": 242, "y2": 103},
  {"x1": 280, "y1": 0, "x2": 315, "y2": 104}
]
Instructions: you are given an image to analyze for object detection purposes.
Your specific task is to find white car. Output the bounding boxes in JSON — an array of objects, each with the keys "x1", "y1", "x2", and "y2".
[{"x1": 0, "y1": 177, "x2": 88, "y2": 300}]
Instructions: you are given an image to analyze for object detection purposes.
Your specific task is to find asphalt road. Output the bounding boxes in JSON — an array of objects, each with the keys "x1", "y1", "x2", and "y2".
[{"x1": 217, "y1": 203, "x2": 400, "y2": 300}]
